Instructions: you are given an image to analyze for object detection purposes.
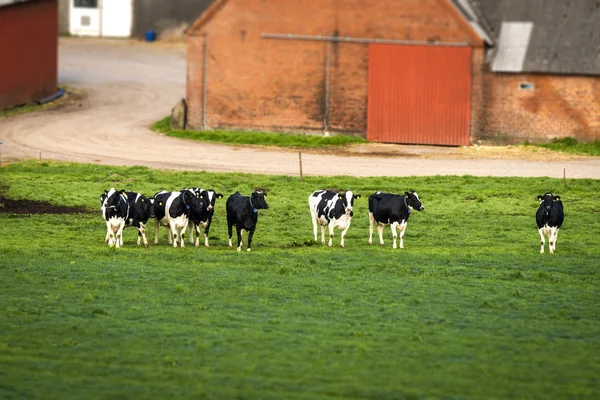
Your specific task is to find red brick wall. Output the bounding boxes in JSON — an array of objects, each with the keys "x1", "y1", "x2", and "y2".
[
  {"x1": 479, "y1": 73, "x2": 600, "y2": 143},
  {"x1": 187, "y1": 0, "x2": 482, "y2": 134},
  {"x1": 0, "y1": 0, "x2": 58, "y2": 110}
]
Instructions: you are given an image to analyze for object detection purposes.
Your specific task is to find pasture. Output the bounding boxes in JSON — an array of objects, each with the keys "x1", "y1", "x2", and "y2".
[{"x1": 0, "y1": 161, "x2": 599, "y2": 399}]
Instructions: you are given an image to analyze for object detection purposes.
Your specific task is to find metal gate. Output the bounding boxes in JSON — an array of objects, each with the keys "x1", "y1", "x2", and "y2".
[{"x1": 367, "y1": 44, "x2": 472, "y2": 146}]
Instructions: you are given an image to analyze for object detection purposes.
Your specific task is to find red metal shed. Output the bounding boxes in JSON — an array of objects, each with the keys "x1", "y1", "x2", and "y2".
[{"x1": 0, "y1": 0, "x2": 58, "y2": 110}]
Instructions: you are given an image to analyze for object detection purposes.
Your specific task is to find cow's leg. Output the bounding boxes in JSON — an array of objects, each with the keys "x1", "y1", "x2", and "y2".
[
  {"x1": 104, "y1": 227, "x2": 110, "y2": 243},
  {"x1": 391, "y1": 222, "x2": 399, "y2": 249},
  {"x1": 106, "y1": 221, "x2": 115, "y2": 247},
  {"x1": 228, "y1": 220, "x2": 233, "y2": 247},
  {"x1": 538, "y1": 228, "x2": 545, "y2": 254},
  {"x1": 188, "y1": 222, "x2": 195, "y2": 245},
  {"x1": 203, "y1": 222, "x2": 212, "y2": 247},
  {"x1": 138, "y1": 222, "x2": 148, "y2": 247},
  {"x1": 169, "y1": 221, "x2": 179, "y2": 248},
  {"x1": 399, "y1": 222, "x2": 407, "y2": 249},
  {"x1": 340, "y1": 220, "x2": 351, "y2": 248},
  {"x1": 236, "y1": 226, "x2": 243, "y2": 252},
  {"x1": 180, "y1": 220, "x2": 189, "y2": 248},
  {"x1": 368, "y1": 212, "x2": 375, "y2": 245},
  {"x1": 247, "y1": 228, "x2": 255, "y2": 252},
  {"x1": 320, "y1": 225, "x2": 326, "y2": 244},
  {"x1": 553, "y1": 228, "x2": 560, "y2": 253},
  {"x1": 377, "y1": 224, "x2": 385, "y2": 246},
  {"x1": 194, "y1": 225, "x2": 202, "y2": 247},
  {"x1": 167, "y1": 229, "x2": 173, "y2": 245},
  {"x1": 328, "y1": 222, "x2": 335, "y2": 247},
  {"x1": 311, "y1": 212, "x2": 319, "y2": 242},
  {"x1": 154, "y1": 218, "x2": 160, "y2": 245},
  {"x1": 549, "y1": 227, "x2": 558, "y2": 254},
  {"x1": 115, "y1": 221, "x2": 126, "y2": 249}
]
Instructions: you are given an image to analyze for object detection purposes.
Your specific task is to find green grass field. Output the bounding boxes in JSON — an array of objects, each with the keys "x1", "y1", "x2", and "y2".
[{"x1": 1, "y1": 161, "x2": 599, "y2": 399}]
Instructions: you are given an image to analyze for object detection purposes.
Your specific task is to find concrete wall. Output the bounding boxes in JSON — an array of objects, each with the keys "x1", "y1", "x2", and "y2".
[
  {"x1": 132, "y1": 0, "x2": 213, "y2": 39},
  {"x1": 187, "y1": 0, "x2": 482, "y2": 134},
  {"x1": 479, "y1": 73, "x2": 600, "y2": 143},
  {"x1": 0, "y1": 0, "x2": 58, "y2": 110}
]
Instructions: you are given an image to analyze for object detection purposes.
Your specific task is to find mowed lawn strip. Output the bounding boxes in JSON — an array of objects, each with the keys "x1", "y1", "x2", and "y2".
[
  {"x1": 0, "y1": 161, "x2": 599, "y2": 400},
  {"x1": 151, "y1": 117, "x2": 367, "y2": 149}
]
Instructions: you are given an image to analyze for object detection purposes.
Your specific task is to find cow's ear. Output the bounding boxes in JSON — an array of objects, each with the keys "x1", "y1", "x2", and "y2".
[
  {"x1": 104, "y1": 190, "x2": 108, "y2": 194},
  {"x1": 405, "y1": 191, "x2": 410, "y2": 197},
  {"x1": 338, "y1": 194, "x2": 343, "y2": 199},
  {"x1": 120, "y1": 189, "x2": 126, "y2": 194},
  {"x1": 554, "y1": 196, "x2": 561, "y2": 201},
  {"x1": 537, "y1": 195, "x2": 543, "y2": 200},
  {"x1": 354, "y1": 194, "x2": 361, "y2": 199},
  {"x1": 217, "y1": 193, "x2": 223, "y2": 199}
]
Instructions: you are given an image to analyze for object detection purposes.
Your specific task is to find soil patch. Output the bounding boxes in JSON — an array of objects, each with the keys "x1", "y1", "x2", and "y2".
[{"x1": 0, "y1": 198, "x2": 93, "y2": 215}]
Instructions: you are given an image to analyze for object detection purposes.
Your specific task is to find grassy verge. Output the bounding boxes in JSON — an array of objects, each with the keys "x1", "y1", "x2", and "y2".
[
  {"x1": 0, "y1": 86, "x2": 81, "y2": 119},
  {"x1": 151, "y1": 117, "x2": 368, "y2": 149},
  {"x1": 530, "y1": 137, "x2": 600, "y2": 156},
  {"x1": 1, "y1": 161, "x2": 599, "y2": 399}
]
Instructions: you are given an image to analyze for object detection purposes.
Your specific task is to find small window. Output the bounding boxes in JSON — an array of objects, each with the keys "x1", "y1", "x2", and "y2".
[
  {"x1": 519, "y1": 82, "x2": 534, "y2": 90},
  {"x1": 74, "y1": 0, "x2": 98, "y2": 8}
]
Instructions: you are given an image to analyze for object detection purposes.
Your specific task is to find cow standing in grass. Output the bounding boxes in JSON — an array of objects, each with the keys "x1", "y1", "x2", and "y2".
[
  {"x1": 536, "y1": 192, "x2": 564, "y2": 254},
  {"x1": 309, "y1": 189, "x2": 361, "y2": 248},
  {"x1": 153, "y1": 189, "x2": 205, "y2": 248},
  {"x1": 368, "y1": 191, "x2": 424, "y2": 249},
  {"x1": 226, "y1": 190, "x2": 269, "y2": 252},
  {"x1": 187, "y1": 187, "x2": 223, "y2": 247},
  {"x1": 100, "y1": 188, "x2": 154, "y2": 248}
]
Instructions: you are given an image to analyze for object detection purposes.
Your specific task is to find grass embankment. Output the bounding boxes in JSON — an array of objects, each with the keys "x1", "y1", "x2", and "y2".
[
  {"x1": 1, "y1": 161, "x2": 599, "y2": 399},
  {"x1": 0, "y1": 87, "x2": 77, "y2": 119},
  {"x1": 152, "y1": 117, "x2": 367, "y2": 149},
  {"x1": 533, "y1": 137, "x2": 600, "y2": 157}
]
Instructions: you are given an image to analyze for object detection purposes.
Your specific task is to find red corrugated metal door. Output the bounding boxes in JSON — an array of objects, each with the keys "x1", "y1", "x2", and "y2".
[{"x1": 367, "y1": 44, "x2": 472, "y2": 146}]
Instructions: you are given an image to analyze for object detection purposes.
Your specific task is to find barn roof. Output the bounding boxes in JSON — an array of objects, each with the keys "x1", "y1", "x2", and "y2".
[{"x1": 472, "y1": 0, "x2": 600, "y2": 76}]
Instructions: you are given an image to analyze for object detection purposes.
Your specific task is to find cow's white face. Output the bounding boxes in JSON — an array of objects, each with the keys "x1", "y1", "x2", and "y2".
[
  {"x1": 344, "y1": 191, "x2": 354, "y2": 214},
  {"x1": 405, "y1": 191, "x2": 424, "y2": 211}
]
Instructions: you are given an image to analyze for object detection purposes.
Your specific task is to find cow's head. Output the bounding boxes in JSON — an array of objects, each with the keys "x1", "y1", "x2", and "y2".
[
  {"x1": 181, "y1": 189, "x2": 205, "y2": 212},
  {"x1": 251, "y1": 190, "x2": 269, "y2": 210},
  {"x1": 339, "y1": 191, "x2": 361, "y2": 216},
  {"x1": 537, "y1": 192, "x2": 560, "y2": 211},
  {"x1": 148, "y1": 198, "x2": 156, "y2": 218},
  {"x1": 197, "y1": 189, "x2": 223, "y2": 212},
  {"x1": 100, "y1": 190, "x2": 109, "y2": 208},
  {"x1": 104, "y1": 189, "x2": 127, "y2": 217},
  {"x1": 405, "y1": 191, "x2": 424, "y2": 211}
]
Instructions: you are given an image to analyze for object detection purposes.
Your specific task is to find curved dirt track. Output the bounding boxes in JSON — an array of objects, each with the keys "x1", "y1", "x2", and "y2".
[{"x1": 1, "y1": 38, "x2": 600, "y2": 179}]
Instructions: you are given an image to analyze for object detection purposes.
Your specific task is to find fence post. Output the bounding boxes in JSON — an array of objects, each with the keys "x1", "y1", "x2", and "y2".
[{"x1": 298, "y1": 152, "x2": 303, "y2": 183}]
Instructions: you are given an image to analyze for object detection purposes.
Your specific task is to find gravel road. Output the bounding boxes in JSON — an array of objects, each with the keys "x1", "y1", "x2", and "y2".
[{"x1": 1, "y1": 38, "x2": 599, "y2": 179}]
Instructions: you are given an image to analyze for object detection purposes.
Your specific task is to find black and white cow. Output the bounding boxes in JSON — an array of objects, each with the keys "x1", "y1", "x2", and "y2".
[
  {"x1": 186, "y1": 188, "x2": 223, "y2": 247},
  {"x1": 309, "y1": 189, "x2": 361, "y2": 248},
  {"x1": 100, "y1": 188, "x2": 154, "y2": 248},
  {"x1": 226, "y1": 190, "x2": 269, "y2": 252},
  {"x1": 153, "y1": 189, "x2": 205, "y2": 248},
  {"x1": 536, "y1": 192, "x2": 564, "y2": 254},
  {"x1": 368, "y1": 191, "x2": 424, "y2": 249}
]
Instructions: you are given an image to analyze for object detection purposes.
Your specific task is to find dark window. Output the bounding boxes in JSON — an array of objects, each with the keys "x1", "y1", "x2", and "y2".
[
  {"x1": 74, "y1": 0, "x2": 98, "y2": 8},
  {"x1": 519, "y1": 83, "x2": 534, "y2": 90}
]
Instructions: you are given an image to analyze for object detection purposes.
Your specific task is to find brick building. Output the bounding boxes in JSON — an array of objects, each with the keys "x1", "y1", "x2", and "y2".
[
  {"x1": 474, "y1": 0, "x2": 600, "y2": 144},
  {"x1": 186, "y1": 0, "x2": 600, "y2": 145},
  {"x1": 0, "y1": 0, "x2": 58, "y2": 110}
]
